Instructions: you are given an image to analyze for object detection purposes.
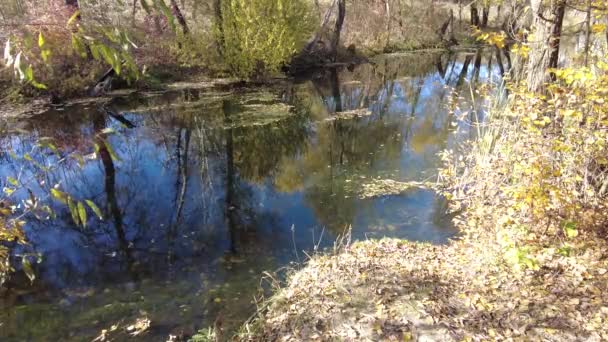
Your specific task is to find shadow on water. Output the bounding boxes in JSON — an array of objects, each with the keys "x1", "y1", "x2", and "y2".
[{"x1": 0, "y1": 50, "x2": 502, "y2": 341}]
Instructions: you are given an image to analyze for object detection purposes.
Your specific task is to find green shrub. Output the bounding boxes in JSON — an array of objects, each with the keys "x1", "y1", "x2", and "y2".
[{"x1": 219, "y1": 0, "x2": 316, "y2": 78}]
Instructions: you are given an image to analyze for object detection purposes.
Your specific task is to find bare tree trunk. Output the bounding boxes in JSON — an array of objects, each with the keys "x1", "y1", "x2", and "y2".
[
  {"x1": 65, "y1": 0, "x2": 81, "y2": 20},
  {"x1": 470, "y1": 2, "x2": 480, "y2": 26},
  {"x1": 481, "y1": 5, "x2": 489, "y2": 27},
  {"x1": 132, "y1": 0, "x2": 138, "y2": 23},
  {"x1": 214, "y1": 0, "x2": 224, "y2": 56},
  {"x1": 584, "y1": 0, "x2": 592, "y2": 66},
  {"x1": 459, "y1": 0, "x2": 463, "y2": 30},
  {"x1": 526, "y1": 0, "x2": 566, "y2": 92},
  {"x1": 170, "y1": 0, "x2": 189, "y2": 35},
  {"x1": 384, "y1": 0, "x2": 391, "y2": 50},
  {"x1": 331, "y1": 0, "x2": 346, "y2": 62}
]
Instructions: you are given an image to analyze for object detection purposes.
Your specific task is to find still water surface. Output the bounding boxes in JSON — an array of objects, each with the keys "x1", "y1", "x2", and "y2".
[{"x1": 0, "y1": 51, "x2": 501, "y2": 341}]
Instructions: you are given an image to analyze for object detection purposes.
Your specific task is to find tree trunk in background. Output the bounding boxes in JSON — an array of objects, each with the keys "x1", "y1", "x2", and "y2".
[
  {"x1": 132, "y1": 0, "x2": 138, "y2": 23},
  {"x1": 331, "y1": 0, "x2": 346, "y2": 62},
  {"x1": 481, "y1": 5, "x2": 489, "y2": 27},
  {"x1": 470, "y1": 3, "x2": 480, "y2": 26},
  {"x1": 65, "y1": 0, "x2": 81, "y2": 21},
  {"x1": 384, "y1": 0, "x2": 391, "y2": 50},
  {"x1": 213, "y1": 0, "x2": 224, "y2": 57},
  {"x1": 170, "y1": 0, "x2": 189, "y2": 35},
  {"x1": 526, "y1": 0, "x2": 566, "y2": 92},
  {"x1": 584, "y1": 0, "x2": 592, "y2": 66}
]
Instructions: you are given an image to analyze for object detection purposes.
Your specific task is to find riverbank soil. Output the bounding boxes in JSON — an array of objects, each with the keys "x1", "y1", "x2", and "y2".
[{"x1": 238, "y1": 234, "x2": 608, "y2": 341}]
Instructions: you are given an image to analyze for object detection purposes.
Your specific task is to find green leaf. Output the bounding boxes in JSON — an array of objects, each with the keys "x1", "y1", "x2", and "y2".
[
  {"x1": 68, "y1": 197, "x2": 80, "y2": 226},
  {"x1": 71, "y1": 34, "x2": 88, "y2": 58},
  {"x1": 77, "y1": 201, "x2": 87, "y2": 228},
  {"x1": 101, "y1": 139, "x2": 121, "y2": 162},
  {"x1": 22, "y1": 257, "x2": 36, "y2": 284},
  {"x1": 564, "y1": 221, "x2": 578, "y2": 238},
  {"x1": 86, "y1": 200, "x2": 104, "y2": 220},
  {"x1": 51, "y1": 188, "x2": 68, "y2": 204},
  {"x1": 31, "y1": 81, "x2": 47, "y2": 90},
  {"x1": 72, "y1": 154, "x2": 86, "y2": 168},
  {"x1": 38, "y1": 32, "x2": 45, "y2": 48},
  {"x1": 41, "y1": 49, "x2": 51, "y2": 63},
  {"x1": 67, "y1": 10, "x2": 81, "y2": 26},
  {"x1": 7, "y1": 176, "x2": 19, "y2": 186},
  {"x1": 140, "y1": 0, "x2": 151, "y2": 13},
  {"x1": 101, "y1": 128, "x2": 116, "y2": 135},
  {"x1": 25, "y1": 65, "x2": 34, "y2": 82},
  {"x1": 90, "y1": 44, "x2": 101, "y2": 61},
  {"x1": 155, "y1": 0, "x2": 176, "y2": 32}
]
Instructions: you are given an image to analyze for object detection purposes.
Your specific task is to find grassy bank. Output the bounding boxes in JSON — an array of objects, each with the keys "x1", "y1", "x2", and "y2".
[{"x1": 235, "y1": 69, "x2": 608, "y2": 340}]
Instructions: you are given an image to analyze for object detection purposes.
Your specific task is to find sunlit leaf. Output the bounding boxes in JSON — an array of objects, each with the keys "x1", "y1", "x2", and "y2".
[
  {"x1": 22, "y1": 257, "x2": 36, "y2": 284},
  {"x1": 67, "y1": 10, "x2": 81, "y2": 26},
  {"x1": 38, "y1": 32, "x2": 45, "y2": 48},
  {"x1": 3, "y1": 39, "x2": 13, "y2": 66},
  {"x1": 140, "y1": 0, "x2": 151, "y2": 13},
  {"x1": 14, "y1": 52, "x2": 24, "y2": 80},
  {"x1": 67, "y1": 197, "x2": 80, "y2": 226},
  {"x1": 564, "y1": 221, "x2": 578, "y2": 238},
  {"x1": 77, "y1": 201, "x2": 87, "y2": 228},
  {"x1": 86, "y1": 200, "x2": 103, "y2": 220},
  {"x1": 25, "y1": 65, "x2": 34, "y2": 82},
  {"x1": 51, "y1": 188, "x2": 68, "y2": 204}
]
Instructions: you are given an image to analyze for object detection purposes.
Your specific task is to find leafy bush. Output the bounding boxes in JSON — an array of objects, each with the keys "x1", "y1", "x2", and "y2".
[
  {"x1": 441, "y1": 64, "x2": 608, "y2": 270},
  {"x1": 219, "y1": 0, "x2": 316, "y2": 78}
]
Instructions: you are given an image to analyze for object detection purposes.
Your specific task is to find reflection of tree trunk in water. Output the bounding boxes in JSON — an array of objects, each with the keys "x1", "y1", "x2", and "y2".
[
  {"x1": 410, "y1": 78, "x2": 425, "y2": 117},
  {"x1": 495, "y1": 46, "x2": 505, "y2": 76},
  {"x1": 436, "y1": 54, "x2": 447, "y2": 79},
  {"x1": 168, "y1": 128, "x2": 191, "y2": 258},
  {"x1": 444, "y1": 54, "x2": 458, "y2": 84},
  {"x1": 223, "y1": 101, "x2": 238, "y2": 254},
  {"x1": 472, "y1": 50, "x2": 482, "y2": 83},
  {"x1": 487, "y1": 53, "x2": 493, "y2": 79},
  {"x1": 92, "y1": 122, "x2": 134, "y2": 271},
  {"x1": 457, "y1": 55, "x2": 473, "y2": 87},
  {"x1": 330, "y1": 68, "x2": 343, "y2": 113},
  {"x1": 98, "y1": 142, "x2": 130, "y2": 257},
  {"x1": 382, "y1": 79, "x2": 396, "y2": 116},
  {"x1": 329, "y1": 68, "x2": 347, "y2": 165}
]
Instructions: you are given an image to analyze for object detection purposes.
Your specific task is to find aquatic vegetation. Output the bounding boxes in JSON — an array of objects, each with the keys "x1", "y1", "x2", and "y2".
[{"x1": 348, "y1": 178, "x2": 435, "y2": 199}]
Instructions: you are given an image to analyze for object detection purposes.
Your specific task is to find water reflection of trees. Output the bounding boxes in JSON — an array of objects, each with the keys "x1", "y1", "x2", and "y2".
[{"x1": 0, "y1": 51, "x2": 504, "y2": 283}]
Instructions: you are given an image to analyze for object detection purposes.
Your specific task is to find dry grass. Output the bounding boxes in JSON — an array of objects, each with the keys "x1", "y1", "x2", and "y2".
[{"x1": 236, "y1": 232, "x2": 608, "y2": 341}]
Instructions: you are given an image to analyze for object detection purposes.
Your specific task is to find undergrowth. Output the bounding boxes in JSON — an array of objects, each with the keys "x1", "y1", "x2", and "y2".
[{"x1": 235, "y1": 65, "x2": 608, "y2": 341}]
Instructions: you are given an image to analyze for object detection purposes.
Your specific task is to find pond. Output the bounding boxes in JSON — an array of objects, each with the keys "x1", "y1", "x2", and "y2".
[{"x1": 0, "y1": 50, "x2": 502, "y2": 341}]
